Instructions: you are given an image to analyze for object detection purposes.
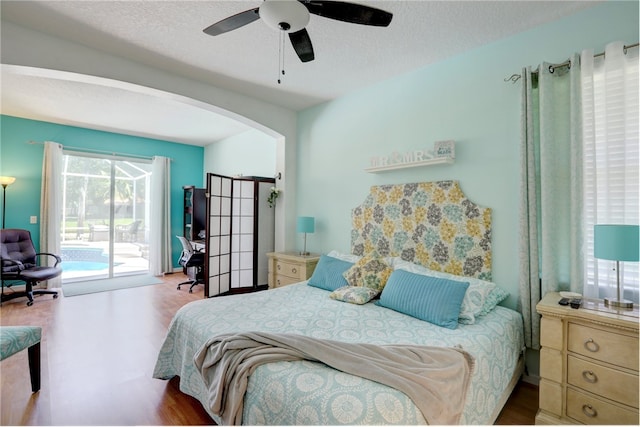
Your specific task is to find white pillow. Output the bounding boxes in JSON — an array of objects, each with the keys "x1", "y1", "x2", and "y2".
[
  {"x1": 327, "y1": 250, "x2": 396, "y2": 268},
  {"x1": 326, "y1": 250, "x2": 362, "y2": 264},
  {"x1": 391, "y1": 258, "x2": 508, "y2": 324}
]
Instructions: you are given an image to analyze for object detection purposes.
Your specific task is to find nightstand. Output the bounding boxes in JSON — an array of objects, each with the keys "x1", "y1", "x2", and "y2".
[
  {"x1": 266, "y1": 252, "x2": 320, "y2": 289},
  {"x1": 536, "y1": 292, "x2": 639, "y2": 425}
]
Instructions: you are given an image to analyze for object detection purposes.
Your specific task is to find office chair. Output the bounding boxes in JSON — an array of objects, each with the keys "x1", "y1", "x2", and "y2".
[
  {"x1": 176, "y1": 236, "x2": 204, "y2": 293},
  {"x1": 1, "y1": 229, "x2": 60, "y2": 306}
]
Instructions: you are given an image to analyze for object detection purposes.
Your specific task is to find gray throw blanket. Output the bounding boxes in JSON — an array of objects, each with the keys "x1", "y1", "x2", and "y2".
[{"x1": 193, "y1": 332, "x2": 475, "y2": 425}]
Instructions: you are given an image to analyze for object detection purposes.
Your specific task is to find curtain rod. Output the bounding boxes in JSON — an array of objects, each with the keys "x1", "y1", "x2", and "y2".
[
  {"x1": 504, "y1": 42, "x2": 639, "y2": 84},
  {"x1": 26, "y1": 140, "x2": 172, "y2": 161}
]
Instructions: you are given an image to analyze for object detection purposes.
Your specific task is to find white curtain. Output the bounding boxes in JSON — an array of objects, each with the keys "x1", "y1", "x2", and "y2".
[
  {"x1": 40, "y1": 141, "x2": 63, "y2": 289},
  {"x1": 149, "y1": 156, "x2": 172, "y2": 276},
  {"x1": 518, "y1": 54, "x2": 584, "y2": 350},
  {"x1": 582, "y1": 41, "x2": 640, "y2": 301}
]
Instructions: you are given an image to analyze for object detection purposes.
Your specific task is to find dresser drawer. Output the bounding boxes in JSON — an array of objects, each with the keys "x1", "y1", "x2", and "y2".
[
  {"x1": 275, "y1": 260, "x2": 304, "y2": 280},
  {"x1": 567, "y1": 355, "x2": 639, "y2": 408},
  {"x1": 566, "y1": 388, "x2": 639, "y2": 425},
  {"x1": 568, "y1": 323, "x2": 639, "y2": 370}
]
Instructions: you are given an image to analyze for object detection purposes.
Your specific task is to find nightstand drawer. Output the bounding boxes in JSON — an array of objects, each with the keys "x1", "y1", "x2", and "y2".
[
  {"x1": 267, "y1": 252, "x2": 320, "y2": 290},
  {"x1": 567, "y1": 355, "x2": 639, "y2": 407},
  {"x1": 536, "y1": 293, "x2": 640, "y2": 425},
  {"x1": 566, "y1": 388, "x2": 639, "y2": 425},
  {"x1": 276, "y1": 260, "x2": 303, "y2": 280},
  {"x1": 274, "y1": 275, "x2": 300, "y2": 288},
  {"x1": 568, "y1": 323, "x2": 639, "y2": 370}
]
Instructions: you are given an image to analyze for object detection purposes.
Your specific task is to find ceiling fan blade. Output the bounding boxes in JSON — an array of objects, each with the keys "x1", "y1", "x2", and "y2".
[
  {"x1": 289, "y1": 28, "x2": 315, "y2": 62},
  {"x1": 302, "y1": 1, "x2": 392, "y2": 27},
  {"x1": 203, "y1": 8, "x2": 260, "y2": 36}
]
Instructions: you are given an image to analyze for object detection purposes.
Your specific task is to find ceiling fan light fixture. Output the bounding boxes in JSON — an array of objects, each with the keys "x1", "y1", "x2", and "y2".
[{"x1": 259, "y1": 0, "x2": 310, "y2": 33}]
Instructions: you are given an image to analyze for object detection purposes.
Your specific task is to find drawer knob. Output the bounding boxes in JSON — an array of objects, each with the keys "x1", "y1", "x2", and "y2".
[
  {"x1": 584, "y1": 338, "x2": 600, "y2": 353},
  {"x1": 277, "y1": 264, "x2": 281, "y2": 270},
  {"x1": 582, "y1": 370, "x2": 598, "y2": 383},
  {"x1": 292, "y1": 268, "x2": 297, "y2": 274},
  {"x1": 582, "y1": 404, "x2": 598, "y2": 418}
]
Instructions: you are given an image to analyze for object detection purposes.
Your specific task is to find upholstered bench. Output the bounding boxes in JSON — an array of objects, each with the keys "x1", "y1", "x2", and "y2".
[{"x1": 0, "y1": 326, "x2": 42, "y2": 392}]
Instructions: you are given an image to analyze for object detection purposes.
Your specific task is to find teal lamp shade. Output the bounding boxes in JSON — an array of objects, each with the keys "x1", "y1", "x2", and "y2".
[
  {"x1": 297, "y1": 217, "x2": 315, "y2": 234},
  {"x1": 594, "y1": 224, "x2": 640, "y2": 262},
  {"x1": 594, "y1": 224, "x2": 639, "y2": 308},
  {"x1": 297, "y1": 216, "x2": 315, "y2": 255}
]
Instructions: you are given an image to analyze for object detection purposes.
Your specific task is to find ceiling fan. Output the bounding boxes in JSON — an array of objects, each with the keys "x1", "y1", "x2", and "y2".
[{"x1": 203, "y1": 0, "x2": 393, "y2": 63}]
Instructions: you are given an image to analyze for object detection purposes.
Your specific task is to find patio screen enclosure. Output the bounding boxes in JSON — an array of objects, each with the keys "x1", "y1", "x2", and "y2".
[{"x1": 60, "y1": 152, "x2": 152, "y2": 282}]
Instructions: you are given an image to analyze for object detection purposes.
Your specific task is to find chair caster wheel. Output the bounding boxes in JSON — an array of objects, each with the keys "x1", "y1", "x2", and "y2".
[
  {"x1": 53, "y1": 294, "x2": 59, "y2": 299},
  {"x1": 189, "y1": 289, "x2": 193, "y2": 293},
  {"x1": 177, "y1": 286, "x2": 181, "y2": 290},
  {"x1": 26, "y1": 301, "x2": 34, "y2": 306}
]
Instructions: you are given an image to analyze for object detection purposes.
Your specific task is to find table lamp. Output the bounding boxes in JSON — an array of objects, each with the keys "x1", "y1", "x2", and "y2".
[
  {"x1": 297, "y1": 216, "x2": 315, "y2": 256},
  {"x1": 0, "y1": 176, "x2": 16, "y2": 229},
  {"x1": 594, "y1": 224, "x2": 639, "y2": 308}
]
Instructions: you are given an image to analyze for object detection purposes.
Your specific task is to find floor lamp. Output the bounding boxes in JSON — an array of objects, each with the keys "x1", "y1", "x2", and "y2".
[
  {"x1": 0, "y1": 176, "x2": 16, "y2": 229},
  {"x1": 594, "y1": 224, "x2": 640, "y2": 308}
]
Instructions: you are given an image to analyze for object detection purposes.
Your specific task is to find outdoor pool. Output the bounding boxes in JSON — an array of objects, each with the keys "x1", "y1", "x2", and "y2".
[
  {"x1": 60, "y1": 244, "x2": 144, "y2": 280},
  {"x1": 60, "y1": 247, "x2": 118, "y2": 272},
  {"x1": 61, "y1": 261, "x2": 109, "y2": 272},
  {"x1": 61, "y1": 247, "x2": 109, "y2": 263}
]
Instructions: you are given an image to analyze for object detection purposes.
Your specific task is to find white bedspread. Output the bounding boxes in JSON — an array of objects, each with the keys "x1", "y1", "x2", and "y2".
[{"x1": 153, "y1": 282, "x2": 524, "y2": 425}]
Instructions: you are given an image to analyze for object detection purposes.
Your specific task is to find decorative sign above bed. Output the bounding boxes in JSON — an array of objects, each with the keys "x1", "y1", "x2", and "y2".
[
  {"x1": 365, "y1": 140, "x2": 455, "y2": 173},
  {"x1": 351, "y1": 180, "x2": 492, "y2": 280}
]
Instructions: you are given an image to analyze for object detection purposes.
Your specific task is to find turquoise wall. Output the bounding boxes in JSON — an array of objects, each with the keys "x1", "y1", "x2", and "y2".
[
  {"x1": 296, "y1": 1, "x2": 639, "y2": 310},
  {"x1": 0, "y1": 114, "x2": 205, "y2": 267}
]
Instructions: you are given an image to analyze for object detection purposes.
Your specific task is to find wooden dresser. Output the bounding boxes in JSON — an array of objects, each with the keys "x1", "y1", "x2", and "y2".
[
  {"x1": 536, "y1": 292, "x2": 639, "y2": 425},
  {"x1": 266, "y1": 252, "x2": 320, "y2": 289}
]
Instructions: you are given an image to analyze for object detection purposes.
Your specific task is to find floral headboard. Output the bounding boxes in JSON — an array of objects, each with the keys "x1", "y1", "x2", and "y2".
[{"x1": 351, "y1": 180, "x2": 492, "y2": 280}]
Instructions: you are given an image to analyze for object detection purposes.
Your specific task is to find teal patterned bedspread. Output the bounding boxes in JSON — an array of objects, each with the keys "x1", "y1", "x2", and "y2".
[{"x1": 153, "y1": 283, "x2": 523, "y2": 425}]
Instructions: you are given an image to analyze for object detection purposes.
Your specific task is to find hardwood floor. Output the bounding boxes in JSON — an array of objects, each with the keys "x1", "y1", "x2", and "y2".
[
  {"x1": 495, "y1": 381, "x2": 540, "y2": 425},
  {"x1": 1, "y1": 273, "x2": 538, "y2": 425},
  {"x1": 1, "y1": 273, "x2": 211, "y2": 425}
]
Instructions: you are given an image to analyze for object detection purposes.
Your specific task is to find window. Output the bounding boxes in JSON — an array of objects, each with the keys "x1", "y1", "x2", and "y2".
[{"x1": 582, "y1": 45, "x2": 639, "y2": 301}]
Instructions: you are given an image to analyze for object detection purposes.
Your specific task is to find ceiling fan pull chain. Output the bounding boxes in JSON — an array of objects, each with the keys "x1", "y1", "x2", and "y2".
[
  {"x1": 282, "y1": 32, "x2": 286, "y2": 78},
  {"x1": 277, "y1": 31, "x2": 285, "y2": 84}
]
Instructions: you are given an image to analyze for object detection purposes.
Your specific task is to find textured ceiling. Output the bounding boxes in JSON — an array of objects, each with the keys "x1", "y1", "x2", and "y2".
[{"x1": 1, "y1": 1, "x2": 599, "y2": 145}]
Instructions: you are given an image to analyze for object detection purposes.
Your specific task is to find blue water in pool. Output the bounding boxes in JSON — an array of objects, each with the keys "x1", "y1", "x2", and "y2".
[
  {"x1": 61, "y1": 247, "x2": 123, "y2": 272},
  {"x1": 61, "y1": 261, "x2": 109, "y2": 271}
]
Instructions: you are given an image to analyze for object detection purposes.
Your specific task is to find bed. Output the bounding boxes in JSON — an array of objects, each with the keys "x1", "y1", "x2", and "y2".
[{"x1": 153, "y1": 181, "x2": 525, "y2": 425}]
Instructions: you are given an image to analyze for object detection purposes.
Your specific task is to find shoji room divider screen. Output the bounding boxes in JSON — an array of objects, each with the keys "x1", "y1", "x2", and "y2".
[{"x1": 205, "y1": 173, "x2": 275, "y2": 298}]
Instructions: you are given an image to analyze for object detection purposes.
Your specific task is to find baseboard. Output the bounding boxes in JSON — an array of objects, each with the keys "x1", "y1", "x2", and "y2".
[{"x1": 522, "y1": 374, "x2": 540, "y2": 386}]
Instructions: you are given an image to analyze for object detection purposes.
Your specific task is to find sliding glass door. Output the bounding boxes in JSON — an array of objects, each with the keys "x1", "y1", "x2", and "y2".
[{"x1": 60, "y1": 152, "x2": 152, "y2": 282}]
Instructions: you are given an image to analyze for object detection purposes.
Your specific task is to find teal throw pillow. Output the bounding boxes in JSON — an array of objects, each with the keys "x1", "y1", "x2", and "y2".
[
  {"x1": 307, "y1": 255, "x2": 354, "y2": 291},
  {"x1": 376, "y1": 269, "x2": 469, "y2": 329}
]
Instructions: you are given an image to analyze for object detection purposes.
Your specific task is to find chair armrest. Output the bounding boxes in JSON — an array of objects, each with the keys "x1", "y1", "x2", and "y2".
[
  {"x1": 1, "y1": 258, "x2": 25, "y2": 279},
  {"x1": 1, "y1": 257, "x2": 25, "y2": 268},
  {"x1": 35, "y1": 253, "x2": 62, "y2": 267}
]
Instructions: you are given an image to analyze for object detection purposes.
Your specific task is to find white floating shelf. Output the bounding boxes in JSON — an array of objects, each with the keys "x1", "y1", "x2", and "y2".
[{"x1": 364, "y1": 157, "x2": 454, "y2": 173}]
